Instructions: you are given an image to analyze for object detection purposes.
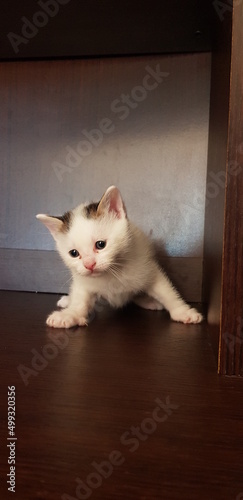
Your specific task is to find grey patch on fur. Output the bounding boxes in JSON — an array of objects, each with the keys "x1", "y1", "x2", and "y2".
[{"x1": 53, "y1": 211, "x2": 72, "y2": 232}]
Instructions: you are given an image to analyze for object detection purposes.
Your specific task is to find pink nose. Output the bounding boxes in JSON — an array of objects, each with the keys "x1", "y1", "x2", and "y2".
[{"x1": 84, "y1": 261, "x2": 96, "y2": 271}]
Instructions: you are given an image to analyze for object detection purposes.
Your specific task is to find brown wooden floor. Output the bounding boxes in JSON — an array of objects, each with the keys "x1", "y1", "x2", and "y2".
[{"x1": 0, "y1": 291, "x2": 243, "y2": 500}]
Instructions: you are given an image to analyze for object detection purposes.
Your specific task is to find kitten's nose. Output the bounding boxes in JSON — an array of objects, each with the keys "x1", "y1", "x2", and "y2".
[{"x1": 84, "y1": 261, "x2": 96, "y2": 271}]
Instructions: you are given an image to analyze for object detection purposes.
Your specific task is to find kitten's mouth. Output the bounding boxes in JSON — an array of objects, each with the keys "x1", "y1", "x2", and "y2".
[{"x1": 87, "y1": 269, "x2": 101, "y2": 276}]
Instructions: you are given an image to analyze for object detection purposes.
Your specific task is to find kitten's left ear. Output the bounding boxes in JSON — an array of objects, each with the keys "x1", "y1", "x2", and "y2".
[
  {"x1": 36, "y1": 214, "x2": 64, "y2": 240},
  {"x1": 98, "y1": 186, "x2": 127, "y2": 219}
]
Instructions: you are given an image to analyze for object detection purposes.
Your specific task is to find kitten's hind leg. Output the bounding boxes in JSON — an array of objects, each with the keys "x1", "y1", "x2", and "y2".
[
  {"x1": 133, "y1": 294, "x2": 164, "y2": 311},
  {"x1": 146, "y1": 269, "x2": 203, "y2": 324},
  {"x1": 57, "y1": 295, "x2": 69, "y2": 308}
]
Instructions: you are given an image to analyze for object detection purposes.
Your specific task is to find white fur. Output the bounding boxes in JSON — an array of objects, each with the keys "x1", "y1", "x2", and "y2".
[{"x1": 36, "y1": 186, "x2": 203, "y2": 328}]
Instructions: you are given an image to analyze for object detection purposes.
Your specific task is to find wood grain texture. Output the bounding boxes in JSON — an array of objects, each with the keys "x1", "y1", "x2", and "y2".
[
  {"x1": 0, "y1": 291, "x2": 243, "y2": 500},
  {"x1": 202, "y1": 0, "x2": 232, "y2": 372},
  {"x1": 202, "y1": 8, "x2": 232, "y2": 325},
  {"x1": 219, "y1": 3, "x2": 243, "y2": 376},
  {"x1": 0, "y1": 248, "x2": 203, "y2": 302},
  {"x1": 203, "y1": 4, "x2": 243, "y2": 375}
]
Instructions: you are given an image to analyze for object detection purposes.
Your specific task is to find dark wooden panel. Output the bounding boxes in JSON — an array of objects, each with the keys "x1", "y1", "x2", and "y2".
[
  {"x1": 202, "y1": 4, "x2": 232, "y2": 365},
  {"x1": 202, "y1": 7, "x2": 232, "y2": 324},
  {"x1": 203, "y1": 3, "x2": 243, "y2": 376},
  {"x1": 0, "y1": 0, "x2": 212, "y2": 60},
  {"x1": 1, "y1": 291, "x2": 243, "y2": 500},
  {"x1": 0, "y1": 249, "x2": 203, "y2": 302},
  {"x1": 219, "y1": 4, "x2": 243, "y2": 376}
]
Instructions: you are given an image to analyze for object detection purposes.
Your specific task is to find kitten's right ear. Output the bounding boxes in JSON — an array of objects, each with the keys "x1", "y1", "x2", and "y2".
[{"x1": 36, "y1": 214, "x2": 64, "y2": 240}]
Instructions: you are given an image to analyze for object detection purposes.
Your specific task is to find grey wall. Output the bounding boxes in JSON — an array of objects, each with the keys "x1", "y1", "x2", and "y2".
[{"x1": 0, "y1": 53, "x2": 211, "y2": 299}]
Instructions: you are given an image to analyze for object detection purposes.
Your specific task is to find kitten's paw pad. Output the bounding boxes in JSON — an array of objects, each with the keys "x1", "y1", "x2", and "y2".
[
  {"x1": 57, "y1": 295, "x2": 69, "y2": 308},
  {"x1": 171, "y1": 306, "x2": 203, "y2": 324},
  {"x1": 46, "y1": 310, "x2": 88, "y2": 329}
]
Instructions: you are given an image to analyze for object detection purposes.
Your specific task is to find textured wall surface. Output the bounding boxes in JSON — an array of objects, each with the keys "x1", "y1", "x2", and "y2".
[
  {"x1": 0, "y1": 53, "x2": 211, "y2": 297},
  {"x1": 1, "y1": 53, "x2": 211, "y2": 255}
]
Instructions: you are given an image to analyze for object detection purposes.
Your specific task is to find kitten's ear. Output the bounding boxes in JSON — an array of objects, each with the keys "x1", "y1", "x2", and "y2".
[
  {"x1": 36, "y1": 214, "x2": 64, "y2": 240},
  {"x1": 98, "y1": 186, "x2": 127, "y2": 219}
]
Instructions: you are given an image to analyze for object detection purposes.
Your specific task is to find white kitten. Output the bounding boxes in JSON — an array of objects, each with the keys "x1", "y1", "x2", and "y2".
[{"x1": 36, "y1": 186, "x2": 203, "y2": 328}]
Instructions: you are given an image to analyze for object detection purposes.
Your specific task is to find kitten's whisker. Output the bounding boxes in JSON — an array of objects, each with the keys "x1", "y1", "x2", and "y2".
[
  {"x1": 60, "y1": 275, "x2": 72, "y2": 290},
  {"x1": 108, "y1": 265, "x2": 129, "y2": 288},
  {"x1": 108, "y1": 266, "x2": 123, "y2": 283}
]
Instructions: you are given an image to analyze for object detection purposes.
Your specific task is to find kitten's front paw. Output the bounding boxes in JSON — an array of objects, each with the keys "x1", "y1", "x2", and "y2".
[
  {"x1": 57, "y1": 295, "x2": 69, "y2": 308},
  {"x1": 46, "y1": 310, "x2": 88, "y2": 328},
  {"x1": 170, "y1": 306, "x2": 203, "y2": 324}
]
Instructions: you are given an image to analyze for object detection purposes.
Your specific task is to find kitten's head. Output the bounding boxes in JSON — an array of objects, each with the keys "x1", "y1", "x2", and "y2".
[{"x1": 36, "y1": 186, "x2": 130, "y2": 277}]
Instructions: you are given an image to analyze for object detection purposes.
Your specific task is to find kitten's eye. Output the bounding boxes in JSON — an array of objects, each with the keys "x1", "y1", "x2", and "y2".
[
  {"x1": 95, "y1": 240, "x2": 106, "y2": 250},
  {"x1": 69, "y1": 249, "x2": 80, "y2": 258}
]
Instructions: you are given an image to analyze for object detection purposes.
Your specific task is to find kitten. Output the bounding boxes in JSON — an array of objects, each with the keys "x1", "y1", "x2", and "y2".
[{"x1": 36, "y1": 186, "x2": 203, "y2": 328}]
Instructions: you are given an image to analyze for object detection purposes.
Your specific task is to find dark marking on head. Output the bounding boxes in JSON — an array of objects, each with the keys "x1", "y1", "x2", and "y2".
[
  {"x1": 52, "y1": 211, "x2": 72, "y2": 232},
  {"x1": 84, "y1": 202, "x2": 100, "y2": 218}
]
